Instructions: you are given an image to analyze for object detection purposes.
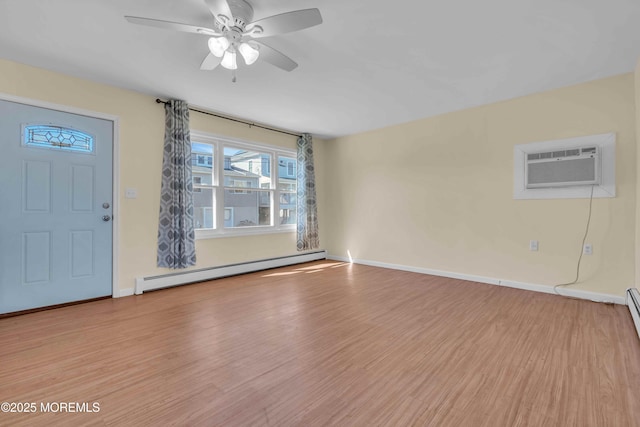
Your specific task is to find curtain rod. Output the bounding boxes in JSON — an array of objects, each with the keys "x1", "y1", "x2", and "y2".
[{"x1": 155, "y1": 98, "x2": 301, "y2": 138}]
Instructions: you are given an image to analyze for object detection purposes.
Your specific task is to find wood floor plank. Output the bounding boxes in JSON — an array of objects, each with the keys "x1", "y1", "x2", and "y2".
[{"x1": 1, "y1": 261, "x2": 639, "y2": 426}]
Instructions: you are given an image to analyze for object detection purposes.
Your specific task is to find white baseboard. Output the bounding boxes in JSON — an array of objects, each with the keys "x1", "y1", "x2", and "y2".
[
  {"x1": 117, "y1": 288, "x2": 135, "y2": 298},
  {"x1": 627, "y1": 288, "x2": 640, "y2": 340},
  {"x1": 135, "y1": 250, "x2": 327, "y2": 295},
  {"x1": 328, "y1": 255, "x2": 626, "y2": 305}
]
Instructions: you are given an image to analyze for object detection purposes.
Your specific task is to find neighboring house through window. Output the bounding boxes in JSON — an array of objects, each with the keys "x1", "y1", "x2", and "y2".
[{"x1": 190, "y1": 132, "x2": 297, "y2": 238}]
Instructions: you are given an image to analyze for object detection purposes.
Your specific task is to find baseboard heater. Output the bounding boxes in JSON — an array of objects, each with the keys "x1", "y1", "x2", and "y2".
[
  {"x1": 135, "y1": 250, "x2": 327, "y2": 295},
  {"x1": 627, "y1": 288, "x2": 640, "y2": 341}
]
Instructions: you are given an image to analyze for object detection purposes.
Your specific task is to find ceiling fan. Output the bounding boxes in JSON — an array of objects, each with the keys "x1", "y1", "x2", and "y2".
[{"x1": 125, "y1": 0, "x2": 322, "y2": 79}]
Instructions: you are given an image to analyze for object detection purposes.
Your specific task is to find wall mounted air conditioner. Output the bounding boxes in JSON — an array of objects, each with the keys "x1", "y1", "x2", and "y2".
[{"x1": 525, "y1": 146, "x2": 600, "y2": 189}]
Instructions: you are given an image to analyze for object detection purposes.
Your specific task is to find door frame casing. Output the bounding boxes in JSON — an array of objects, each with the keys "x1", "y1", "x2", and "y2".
[{"x1": 0, "y1": 92, "x2": 120, "y2": 298}]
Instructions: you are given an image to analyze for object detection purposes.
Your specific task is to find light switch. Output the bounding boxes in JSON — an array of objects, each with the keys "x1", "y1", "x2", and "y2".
[{"x1": 125, "y1": 188, "x2": 138, "y2": 199}]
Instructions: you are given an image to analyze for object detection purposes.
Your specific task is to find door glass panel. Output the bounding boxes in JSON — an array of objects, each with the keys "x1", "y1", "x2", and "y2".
[{"x1": 24, "y1": 125, "x2": 94, "y2": 153}]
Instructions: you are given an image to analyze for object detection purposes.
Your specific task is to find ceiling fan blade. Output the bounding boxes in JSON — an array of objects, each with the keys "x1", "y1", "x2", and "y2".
[
  {"x1": 200, "y1": 52, "x2": 222, "y2": 70},
  {"x1": 247, "y1": 9, "x2": 322, "y2": 38},
  {"x1": 204, "y1": 0, "x2": 233, "y2": 24},
  {"x1": 125, "y1": 16, "x2": 221, "y2": 36},
  {"x1": 255, "y1": 41, "x2": 298, "y2": 72}
]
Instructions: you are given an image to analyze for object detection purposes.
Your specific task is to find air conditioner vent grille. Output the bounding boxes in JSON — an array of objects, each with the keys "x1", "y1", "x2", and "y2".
[
  {"x1": 528, "y1": 147, "x2": 596, "y2": 162},
  {"x1": 525, "y1": 145, "x2": 600, "y2": 189},
  {"x1": 514, "y1": 133, "x2": 615, "y2": 199}
]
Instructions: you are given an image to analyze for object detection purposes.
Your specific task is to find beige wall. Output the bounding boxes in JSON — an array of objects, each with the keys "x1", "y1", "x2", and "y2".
[
  {"x1": 324, "y1": 74, "x2": 636, "y2": 296},
  {"x1": 0, "y1": 59, "x2": 326, "y2": 292},
  {"x1": 1, "y1": 58, "x2": 637, "y2": 297}
]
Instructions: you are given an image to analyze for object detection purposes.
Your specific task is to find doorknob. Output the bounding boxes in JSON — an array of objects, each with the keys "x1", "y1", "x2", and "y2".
[{"x1": 102, "y1": 215, "x2": 111, "y2": 222}]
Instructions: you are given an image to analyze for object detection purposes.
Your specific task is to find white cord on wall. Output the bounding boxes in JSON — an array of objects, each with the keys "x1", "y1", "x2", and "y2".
[{"x1": 554, "y1": 185, "x2": 595, "y2": 297}]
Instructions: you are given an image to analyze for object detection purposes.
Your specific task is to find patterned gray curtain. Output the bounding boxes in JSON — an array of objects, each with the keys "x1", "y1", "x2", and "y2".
[
  {"x1": 296, "y1": 133, "x2": 319, "y2": 250},
  {"x1": 157, "y1": 100, "x2": 197, "y2": 268}
]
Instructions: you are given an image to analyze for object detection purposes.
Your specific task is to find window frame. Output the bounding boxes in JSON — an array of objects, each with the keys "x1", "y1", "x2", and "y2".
[{"x1": 191, "y1": 130, "x2": 297, "y2": 240}]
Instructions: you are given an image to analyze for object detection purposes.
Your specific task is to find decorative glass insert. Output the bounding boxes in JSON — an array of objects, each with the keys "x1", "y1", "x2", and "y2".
[{"x1": 24, "y1": 125, "x2": 94, "y2": 153}]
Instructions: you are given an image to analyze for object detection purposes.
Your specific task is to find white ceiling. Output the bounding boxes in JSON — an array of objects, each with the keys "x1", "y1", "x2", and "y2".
[{"x1": 1, "y1": 0, "x2": 640, "y2": 138}]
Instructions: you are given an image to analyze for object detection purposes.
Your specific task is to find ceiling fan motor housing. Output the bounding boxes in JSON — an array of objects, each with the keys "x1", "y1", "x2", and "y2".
[
  {"x1": 125, "y1": 0, "x2": 321, "y2": 73},
  {"x1": 223, "y1": 0, "x2": 254, "y2": 30}
]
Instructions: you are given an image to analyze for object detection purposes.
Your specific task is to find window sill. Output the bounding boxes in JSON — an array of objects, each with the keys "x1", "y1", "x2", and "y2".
[{"x1": 195, "y1": 225, "x2": 296, "y2": 240}]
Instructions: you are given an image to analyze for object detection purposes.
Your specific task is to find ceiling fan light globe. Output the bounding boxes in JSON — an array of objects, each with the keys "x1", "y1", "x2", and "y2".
[
  {"x1": 221, "y1": 50, "x2": 238, "y2": 70},
  {"x1": 238, "y1": 42, "x2": 259, "y2": 65},
  {"x1": 208, "y1": 37, "x2": 230, "y2": 57}
]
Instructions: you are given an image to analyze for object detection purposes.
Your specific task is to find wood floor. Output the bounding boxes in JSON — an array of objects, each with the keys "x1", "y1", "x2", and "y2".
[{"x1": 1, "y1": 261, "x2": 639, "y2": 426}]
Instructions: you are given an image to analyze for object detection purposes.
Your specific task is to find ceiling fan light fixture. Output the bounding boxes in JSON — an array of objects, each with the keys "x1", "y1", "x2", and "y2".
[
  {"x1": 221, "y1": 49, "x2": 237, "y2": 70},
  {"x1": 125, "y1": 2, "x2": 324, "y2": 76},
  {"x1": 238, "y1": 42, "x2": 259, "y2": 65},
  {"x1": 208, "y1": 36, "x2": 230, "y2": 57}
]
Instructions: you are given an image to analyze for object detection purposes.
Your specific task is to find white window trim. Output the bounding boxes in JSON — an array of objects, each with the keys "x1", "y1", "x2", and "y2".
[
  {"x1": 191, "y1": 130, "x2": 297, "y2": 240},
  {"x1": 513, "y1": 133, "x2": 616, "y2": 200}
]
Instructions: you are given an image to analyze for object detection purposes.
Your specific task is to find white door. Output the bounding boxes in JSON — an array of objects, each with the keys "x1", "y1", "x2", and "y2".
[{"x1": 0, "y1": 99, "x2": 113, "y2": 314}]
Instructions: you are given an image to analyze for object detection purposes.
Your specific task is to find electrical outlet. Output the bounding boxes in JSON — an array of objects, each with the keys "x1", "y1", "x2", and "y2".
[
  {"x1": 583, "y1": 243, "x2": 593, "y2": 255},
  {"x1": 529, "y1": 240, "x2": 538, "y2": 251}
]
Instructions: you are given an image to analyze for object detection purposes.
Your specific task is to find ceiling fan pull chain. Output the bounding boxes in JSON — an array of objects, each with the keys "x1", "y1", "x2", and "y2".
[{"x1": 232, "y1": 68, "x2": 237, "y2": 83}]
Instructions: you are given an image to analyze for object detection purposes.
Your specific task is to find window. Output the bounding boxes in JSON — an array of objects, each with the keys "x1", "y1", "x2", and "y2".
[
  {"x1": 261, "y1": 156, "x2": 270, "y2": 176},
  {"x1": 194, "y1": 154, "x2": 213, "y2": 167},
  {"x1": 231, "y1": 179, "x2": 251, "y2": 194},
  {"x1": 278, "y1": 156, "x2": 297, "y2": 225},
  {"x1": 23, "y1": 125, "x2": 94, "y2": 153},
  {"x1": 193, "y1": 176, "x2": 202, "y2": 193},
  {"x1": 191, "y1": 132, "x2": 297, "y2": 238},
  {"x1": 224, "y1": 147, "x2": 270, "y2": 227},
  {"x1": 192, "y1": 142, "x2": 214, "y2": 229}
]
